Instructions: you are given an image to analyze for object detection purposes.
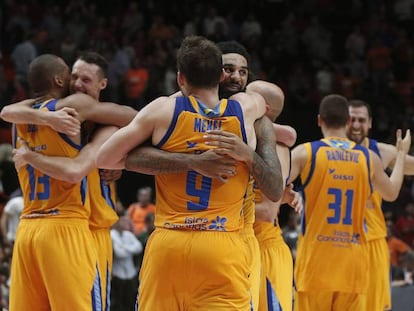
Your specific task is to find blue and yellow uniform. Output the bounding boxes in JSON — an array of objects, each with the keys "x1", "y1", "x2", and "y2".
[
  {"x1": 294, "y1": 137, "x2": 372, "y2": 311},
  {"x1": 88, "y1": 167, "x2": 118, "y2": 311},
  {"x1": 138, "y1": 96, "x2": 251, "y2": 311},
  {"x1": 10, "y1": 99, "x2": 101, "y2": 311},
  {"x1": 241, "y1": 176, "x2": 261, "y2": 311},
  {"x1": 361, "y1": 138, "x2": 391, "y2": 311},
  {"x1": 254, "y1": 188, "x2": 293, "y2": 311}
]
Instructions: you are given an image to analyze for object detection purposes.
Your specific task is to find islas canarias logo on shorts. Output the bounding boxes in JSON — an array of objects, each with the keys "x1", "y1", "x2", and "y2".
[{"x1": 163, "y1": 216, "x2": 228, "y2": 231}]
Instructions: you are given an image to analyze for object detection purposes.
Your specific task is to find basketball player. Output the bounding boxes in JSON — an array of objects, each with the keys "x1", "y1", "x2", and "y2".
[
  {"x1": 347, "y1": 99, "x2": 414, "y2": 311},
  {"x1": 6, "y1": 52, "x2": 128, "y2": 310},
  {"x1": 288, "y1": 94, "x2": 410, "y2": 311},
  {"x1": 1, "y1": 54, "x2": 135, "y2": 311},
  {"x1": 96, "y1": 36, "x2": 279, "y2": 310}
]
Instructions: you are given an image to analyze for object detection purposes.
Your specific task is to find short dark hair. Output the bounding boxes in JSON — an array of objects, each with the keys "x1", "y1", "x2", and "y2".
[
  {"x1": 28, "y1": 54, "x2": 68, "y2": 96},
  {"x1": 177, "y1": 36, "x2": 222, "y2": 88},
  {"x1": 216, "y1": 40, "x2": 251, "y2": 64},
  {"x1": 77, "y1": 51, "x2": 108, "y2": 78},
  {"x1": 319, "y1": 94, "x2": 350, "y2": 128},
  {"x1": 348, "y1": 99, "x2": 372, "y2": 118}
]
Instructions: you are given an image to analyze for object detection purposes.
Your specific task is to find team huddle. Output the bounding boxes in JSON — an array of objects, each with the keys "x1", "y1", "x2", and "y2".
[{"x1": 1, "y1": 35, "x2": 412, "y2": 311}]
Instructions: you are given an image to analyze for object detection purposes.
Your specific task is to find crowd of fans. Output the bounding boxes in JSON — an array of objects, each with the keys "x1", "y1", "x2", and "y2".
[{"x1": 2, "y1": 0, "x2": 414, "y2": 309}]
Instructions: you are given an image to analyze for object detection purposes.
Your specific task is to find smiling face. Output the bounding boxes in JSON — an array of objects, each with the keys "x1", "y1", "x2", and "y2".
[
  {"x1": 70, "y1": 59, "x2": 107, "y2": 100},
  {"x1": 219, "y1": 53, "x2": 248, "y2": 98},
  {"x1": 347, "y1": 105, "x2": 372, "y2": 144}
]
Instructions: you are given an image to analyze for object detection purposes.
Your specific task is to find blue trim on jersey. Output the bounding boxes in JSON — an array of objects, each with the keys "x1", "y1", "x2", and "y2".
[
  {"x1": 302, "y1": 141, "x2": 327, "y2": 188},
  {"x1": 42, "y1": 99, "x2": 82, "y2": 150},
  {"x1": 368, "y1": 139, "x2": 381, "y2": 158},
  {"x1": 266, "y1": 277, "x2": 282, "y2": 311},
  {"x1": 155, "y1": 97, "x2": 185, "y2": 148},
  {"x1": 354, "y1": 144, "x2": 373, "y2": 195},
  {"x1": 105, "y1": 262, "x2": 111, "y2": 311},
  {"x1": 300, "y1": 188, "x2": 306, "y2": 235},
  {"x1": 100, "y1": 174, "x2": 115, "y2": 210},
  {"x1": 91, "y1": 265, "x2": 103, "y2": 311},
  {"x1": 12, "y1": 124, "x2": 17, "y2": 148},
  {"x1": 81, "y1": 177, "x2": 87, "y2": 205},
  {"x1": 222, "y1": 99, "x2": 248, "y2": 143}
]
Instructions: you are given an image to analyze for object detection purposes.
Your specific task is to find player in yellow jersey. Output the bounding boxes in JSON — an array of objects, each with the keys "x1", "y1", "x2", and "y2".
[
  {"x1": 347, "y1": 99, "x2": 414, "y2": 311},
  {"x1": 123, "y1": 40, "x2": 294, "y2": 310},
  {"x1": 288, "y1": 94, "x2": 410, "y2": 311},
  {"x1": 5, "y1": 52, "x2": 130, "y2": 311},
  {"x1": 96, "y1": 36, "x2": 281, "y2": 311},
  {"x1": 254, "y1": 143, "x2": 302, "y2": 311},
  {"x1": 1, "y1": 54, "x2": 135, "y2": 311}
]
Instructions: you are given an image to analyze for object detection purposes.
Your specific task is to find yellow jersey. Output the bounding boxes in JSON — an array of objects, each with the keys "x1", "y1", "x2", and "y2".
[
  {"x1": 296, "y1": 137, "x2": 372, "y2": 293},
  {"x1": 361, "y1": 138, "x2": 386, "y2": 241},
  {"x1": 154, "y1": 96, "x2": 250, "y2": 232},
  {"x1": 88, "y1": 168, "x2": 118, "y2": 229},
  {"x1": 14, "y1": 99, "x2": 89, "y2": 219}
]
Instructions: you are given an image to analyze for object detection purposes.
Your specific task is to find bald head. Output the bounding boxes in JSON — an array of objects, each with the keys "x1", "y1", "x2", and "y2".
[{"x1": 28, "y1": 54, "x2": 70, "y2": 97}]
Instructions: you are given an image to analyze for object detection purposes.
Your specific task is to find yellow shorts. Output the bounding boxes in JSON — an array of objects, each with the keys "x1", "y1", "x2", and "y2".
[
  {"x1": 138, "y1": 228, "x2": 250, "y2": 311},
  {"x1": 294, "y1": 291, "x2": 366, "y2": 311},
  {"x1": 10, "y1": 218, "x2": 100, "y2": 311},
  {"x1": 241, "y1": 228, "x2": 261, "y2": 311},
  {"x1": 91, "y1": 227, "x2": 113, "y2": 311},
  {"x1": 258, "y1": 236, "x2": 293, "y2": 311},
  {"x1": 366, "y1": 238, "x2": 391, "y2": 311}
]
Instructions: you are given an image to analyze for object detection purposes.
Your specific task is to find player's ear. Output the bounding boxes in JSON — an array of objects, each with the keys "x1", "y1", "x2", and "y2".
[
  {"x1": 219, "y1": 69, "x2": 226, "y2": 82},
  {"x1": 54, "y1": 75, "x2": 64, "y2": 87},
  {"x1": 317, "y1": 114, "x2": 322, "y2": 127},
  {"x1": 177, "y1": 71, "x2": 184, "y2": 87},
  {"x1": 100, "y1": 78, "x2": 108, "y2": 91}
]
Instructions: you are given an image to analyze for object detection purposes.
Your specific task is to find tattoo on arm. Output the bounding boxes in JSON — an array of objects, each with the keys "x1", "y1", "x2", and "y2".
[
  {"x1": 252, "y1": 116, "x2": 283, "y2": 202},
  {"x1": 125, "y1": 146, "x2": 190, "y2": 175}
]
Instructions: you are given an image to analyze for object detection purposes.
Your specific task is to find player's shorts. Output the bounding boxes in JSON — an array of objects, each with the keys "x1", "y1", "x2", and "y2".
[
  {"x1": 10, "y1": 218, "x2": 101, "y2": 311},
  {"x1": 366, "y1": 238, "x2": 391, "y2": 311},
  {"x1": 137, "y1": 228, "x2": 251, "y2": 311},
  {"x1": 294, "y1": 291, "x2": 366, "y2": 311},
  {"x1": 257, "y1": 235, "x2": 293, "y2": 311},
  {"x1": 91, "y1": 227, "x2": 113, "y2": 311},
  {"x1": 240, "y1": 227, "x2": 261, "y2": 311}
]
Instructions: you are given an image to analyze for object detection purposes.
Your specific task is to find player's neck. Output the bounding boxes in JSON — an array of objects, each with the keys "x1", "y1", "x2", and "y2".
[
  {"x1": 322, "y1": 127, "x2": 347, "y2": 139},
  {"x1": 187, "y1": 87, "x2": 220, "y2": 108}
]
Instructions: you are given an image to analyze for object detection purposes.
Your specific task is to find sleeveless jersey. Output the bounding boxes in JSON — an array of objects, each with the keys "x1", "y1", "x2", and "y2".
[
  {"x1": 242, "y1": 176, "x2": 256, "y2": 230},
  {"x1": 154, "y1": 96, "x2": 249, "y2": 232},
  {"x1": 14, "y1": 99, "x2": 89, "y2": 219},
  {"x1": 88, "y1": 168, "x2": 118, "y2": 229},
  {"x1": 296, "y1": 137, "x2": 373, "y2": 293},
  {"x1": 362, "y1": 138, "x2": 386, "y2": 241}
]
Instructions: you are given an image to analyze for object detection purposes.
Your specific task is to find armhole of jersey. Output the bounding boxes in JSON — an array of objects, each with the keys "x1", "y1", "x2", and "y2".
[
  {"x1": 355, "y1": 144, "x2": 374, "y2": 195},
  {"x1": 155, "y1": 97, "x2": 182, "y2": 148},
  {"x1": 224, "y1": 99, "x2": 248, "y2": 144}
]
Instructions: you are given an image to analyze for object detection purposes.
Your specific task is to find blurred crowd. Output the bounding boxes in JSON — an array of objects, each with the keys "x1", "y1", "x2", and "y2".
[{"x1": 2, "y1": 0, "x2": 414, "y2": 309}]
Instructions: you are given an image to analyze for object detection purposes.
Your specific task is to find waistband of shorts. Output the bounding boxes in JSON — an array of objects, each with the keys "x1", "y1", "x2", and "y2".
[
  {"x1": 239, "y1": 227, "x2": 255, "y2": 236},
  {"x1": 19, "y1": 218, "x2": 90, "y2": 227},
  {"x1": 257, "y1": 234, "x2": 285, "y2": 247}
]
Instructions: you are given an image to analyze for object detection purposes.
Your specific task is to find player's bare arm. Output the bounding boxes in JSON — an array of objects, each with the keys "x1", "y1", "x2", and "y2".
[
  {"x1": 13, "y1": 126, "x2": 119, "y2": 183},
  {"x1": 125, "y1": 146, "x2": 236, "y2": 182},
  {"x1": 96, "y1": 96, "x2": 172, "y2": 169},
  {"x1": 372, "y1": 129, "x2": 411, "y2": 201},
  {"x1": 378, "y1": 141, "x2": 414, "y2": 175},
  {"x1": 1, "y1": 98, "x2": 80, "y2": 136}
]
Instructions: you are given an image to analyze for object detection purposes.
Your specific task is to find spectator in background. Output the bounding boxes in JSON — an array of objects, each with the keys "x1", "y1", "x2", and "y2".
[
  {"x1": 0, "y1": 188, "x2": 23, "y2": 246},
  {"x1": 128, "y1": 187, "x2": 156, "y2": 235},
  {"x1": 388, "y1": 220, "x2": 412, "y2": 267},
  {"x1": 282, "y1": 211, "x2": 300, "y2": 261},
  {"x1": 396, "y1": 202, "x2": 414, "y2": 247},
  {"x1": 110, "y1": 215, "x2": 143, "y2": 311},
  {"x1": 123, "y1": 57, "x2": 149, "y2": 110},
  {"x1": 0, "y1": 144, "x2": 19, "y2": 199}
]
